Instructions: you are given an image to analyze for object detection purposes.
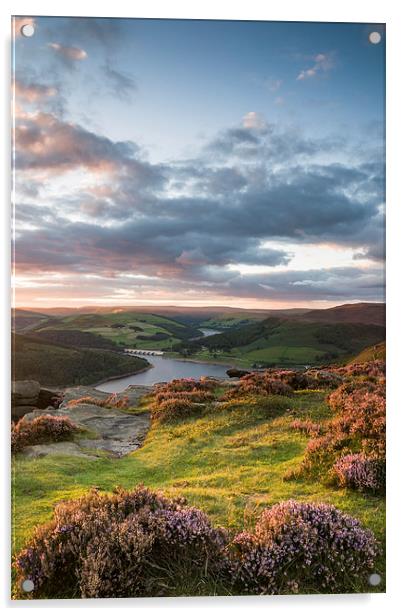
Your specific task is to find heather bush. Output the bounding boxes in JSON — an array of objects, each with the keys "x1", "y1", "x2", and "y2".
[
  {"x1": 290, "y1": 419, "x2": 323, "y2": 437},
  {"x1": 14, "y1": 486, "x2": 228, "y2": 599},
  {"x1": 230, "y1": 500, "x2": 378, "y2": 595},
  {"x1": 221, "y1": 372, "x2": 293, "y2": 401},
  {"x1": 155, "y1": 378, "x2": 216, "y2": 395},
  {"x1": 11, "y1": 414, "x2": 79, "y2": 453},
  {"x1": 150, "y1": 397, "x2": 205, "y2": 424},
  {"x1": 298, "y1": 371, "x2": 385, "y2": 479},
  {"x1": 332, "y1": 454, "x2": 385, "y2": 494},
  {"x1": 154, "y1": 389, "x2": 215, "y2": 405},
  {"x1": 332, "y1": 388, "x2": 385, "y2": 457},
  {"x1": 304, "y1": 369, "x2": 343, "y2": 390},
  {"x1": 150, "y1": 378, "x2": 218, "y2": 423},
  {"x1": 327, "y1": 379, "x2": 384, "y2": 414},
  {"x1": 301, "y1": 433, "x2": 353, "y2": 475},
  {"x1": 67, "y1": 394, "x2": 129, "y2": 409},
  {"x1": 335, "y1": 360, "x2": 385, "y2": 379}
]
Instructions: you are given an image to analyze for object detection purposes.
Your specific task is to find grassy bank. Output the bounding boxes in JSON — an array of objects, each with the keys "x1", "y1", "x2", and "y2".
[{"x1": 12, "y1": 389, "x2": 385, "y2": 592}]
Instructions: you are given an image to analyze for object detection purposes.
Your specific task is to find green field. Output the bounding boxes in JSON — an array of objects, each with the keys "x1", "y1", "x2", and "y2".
[
  {"x1": 25, "y1": 310, "x2": 201, "y2": 351},
  {"x1": 177, "y1": 318, "x2": 385, "y2": 367},
  {"x1": 12, "y1": 389, "x2": 385, "y2": 592}
]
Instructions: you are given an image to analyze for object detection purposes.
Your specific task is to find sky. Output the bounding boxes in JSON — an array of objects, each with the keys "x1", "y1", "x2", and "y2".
[{"x1": 12, "y1": 16, "x2": 385, "y2": 309}]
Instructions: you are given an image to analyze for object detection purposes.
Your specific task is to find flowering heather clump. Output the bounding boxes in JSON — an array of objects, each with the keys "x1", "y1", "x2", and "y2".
[
  {"x1": 67, "y1": 394, "x2": 129, "y2": 409},
  {"x1": 221, "y1": 372, "x2": 293, "y2": 401},
  {"x1": 333, "y1": 454, "x2": 385, "y2": 494},
  {"x1": 150, "y1": 397, "x2": 204, "y2": 424},
  {"x1": 336, "y1": 360, "x2": 386, "y2": 379},
  {"x1": 333, "y1": 388, "x2": 385, "y2": 457},
  {"x1": 155, "y1": 378, "x2": 216, "y2": 395},
  {"x1": 301, "y1": 433, "x2": 352, "y2": 473},
  {"x1": 154, "y1": 389, "x2": 215, "y2": 405},
  {"x1": 304, "y1": 369, "x2": 343, "y2": 390},
  {"x1": 11, "y1": 414, "x2": 79, "y2": 453},
  {"x1": 230, "y1": 500, "x2": 378, "y2": 595},
  {"x1": 290, "y1": 419, "x2": 323, "y2": 437},
  {"x1": 150, "y1": 378, "x2": 217, "y2": 423},
  {"x1": 327, "y1": 379, "x2": 385, "y2": 414},
  {"x1": 14, "y1": 486, "x2": 228, "y2": 599}
]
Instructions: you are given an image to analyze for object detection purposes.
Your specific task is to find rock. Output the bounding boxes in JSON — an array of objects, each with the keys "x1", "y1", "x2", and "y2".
[
  {"x1": 12, "y1": 405, "x2": 40, "y2": 421},
  {"x1": 19, "y1": 384, "x2": 152, "y2": 459},
  {"x1": 61, "y1": 385, "x2": 150, "y2": 409},
  {"x1": 23, "y1": 441, "x2": 98, "y2": 460},
  {"x1": 226, "y1": 368, "x2": 250, "y2": 378},
  {"x1": 37, "y1": 388, "x2": 62, "y2": 409},
  {"x1": 12, "y1": 380, "x2": 40, "y2": 405}
]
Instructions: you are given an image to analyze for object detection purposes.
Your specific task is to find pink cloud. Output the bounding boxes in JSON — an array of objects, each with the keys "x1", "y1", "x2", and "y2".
[
  {"x1": 297, "y1": 53, "x2": 335, "y2": 81},
  {"x1": 48, "y1": 42, "x2": 87, "y2": 61},
  {"x1": 14, "y1": 80, "x2": 57, "y2": 103}
]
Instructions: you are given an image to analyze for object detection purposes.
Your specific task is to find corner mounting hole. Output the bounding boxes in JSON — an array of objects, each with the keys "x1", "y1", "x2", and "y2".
[
  {"x1": 22, "y1": 579, "x2": 34, "y2": 592},
  {"x1": 369, "y1": 32, "x2": 381, "y2": 45},
  {"x1": 21, "y1": 24, "x2": 35, "y2": 38},
  {"x1": 368, "y1": 573, "x2": 381, "y2": 586}
]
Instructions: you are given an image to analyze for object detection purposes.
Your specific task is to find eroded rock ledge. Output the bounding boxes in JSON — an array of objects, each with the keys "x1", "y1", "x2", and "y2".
[{"x1": 17, "y1": 384, "x2": 152, "y2": 460}]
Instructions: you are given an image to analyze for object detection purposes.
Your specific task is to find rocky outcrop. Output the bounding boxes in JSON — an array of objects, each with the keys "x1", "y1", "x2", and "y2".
[
  {"x1": 226, "y1": 368, "x2": 250, "y2": 378},
  {"x1": 11, "y1": 380, "x2": 61, "y2": 421},
  {"x1": 21, "y1": 385, "x2": 152, "y2": 459}
]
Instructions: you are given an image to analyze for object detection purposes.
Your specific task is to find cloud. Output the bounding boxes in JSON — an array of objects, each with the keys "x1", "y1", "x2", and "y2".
[
  {"x1": 297, "y1": 52, "x2": 335, "y2": 81},
  {"x1": 14, "y1": 80, "x2": 57, "y2": 103},
  {"x1": 268, "y1": 79, "x2": 282, "y2": 92},
  {"x1": 14, "y1": 111, "x2": 166, "y2": 192},
  {"x1": 242, "y1": 111, "x2": 267, "y2": 130},
  {"x1": 13, "y1": 107, "x2": 384, "y2": 305},
  {"x1": 48, "y1": 42, "x2": 87, "y2": 65},
  {"x1": 102, "y1": 63, "x2": 137, "y2": 100}
]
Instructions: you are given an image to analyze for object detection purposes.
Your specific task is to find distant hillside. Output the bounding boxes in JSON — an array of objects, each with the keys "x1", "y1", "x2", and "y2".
[
  {"x1": 174, "y1": 317, "x2": 385, "y2": 367},
  {"x1": 12, "y1": 334, "x2": 149, "y2": 388},
  {"x1": 12, "y1": 309, "x2": 59, "y2": 333},
  {"x1": 16, "y1": 310, "x2": 203, "y2": 352},
  {"x1": 28, "y1": 329, "x2": 119, "y2": 350},
  {"x1": 349, "y1": 341, "x2": 386, "y2": 364},
  {"x1": 297, "y1": 303, "x2": 385, "y2": 327}
]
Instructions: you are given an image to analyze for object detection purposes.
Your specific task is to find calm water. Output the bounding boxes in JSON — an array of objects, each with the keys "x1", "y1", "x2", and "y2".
[{"x1": 96, "y1": 355, "x2": 232, "y2": 392}]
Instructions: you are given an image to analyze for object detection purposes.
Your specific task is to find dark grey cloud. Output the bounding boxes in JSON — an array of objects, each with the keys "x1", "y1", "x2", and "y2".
[
  {"x1": 14, "y1": 109, "x2": 385, "y2": 303},
  {"x1": 102, "y1": 63, "x2": 137, "y2": 101}
]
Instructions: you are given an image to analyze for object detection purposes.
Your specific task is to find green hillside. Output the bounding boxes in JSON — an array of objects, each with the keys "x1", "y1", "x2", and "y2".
[
  {"x1": 12, "y1": 334, "x2": 149, "y2": 387},
  {"x1": 173, "y1": 317, "x2": 385, "y2": 367},
  {"x1": 30, "y1": 311, "x2": 202, "y2": 351},
  {"x1": 349, "y1": 341, "x2": 386, "y2": 364}
]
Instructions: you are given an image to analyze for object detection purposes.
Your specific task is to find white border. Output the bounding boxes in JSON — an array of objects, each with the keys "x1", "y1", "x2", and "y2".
[{"x1": 1, "y1": 1, "x2": 401, "y2": 614}]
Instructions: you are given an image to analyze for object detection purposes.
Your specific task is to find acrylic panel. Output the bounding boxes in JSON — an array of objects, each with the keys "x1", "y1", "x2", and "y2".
[{"x1": 11, "y1": 16, "x2": 385, "y2": 599}]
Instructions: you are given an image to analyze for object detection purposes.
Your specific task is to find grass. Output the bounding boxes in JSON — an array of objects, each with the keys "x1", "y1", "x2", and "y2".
[{"x1": 12, "y1": 389, "x2": 385, "y2": 592}]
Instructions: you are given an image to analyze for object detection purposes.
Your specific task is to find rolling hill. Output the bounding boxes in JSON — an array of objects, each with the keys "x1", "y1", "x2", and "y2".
[
  {"x1": 349, "y1": 341, "x2": 386, "y2": 364},
  {"x1": 173, "y1": 308, "x2": 385, "y2": 367},
  {"x1": 12, "y1": 334, "x2": 149, "y2": 387},
  {"x1": 14, "y1": 310, "x2": 203, "y2": 352},
  {"x1": 296, "y1": 302, "x2": 385, "y2": 327}
]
